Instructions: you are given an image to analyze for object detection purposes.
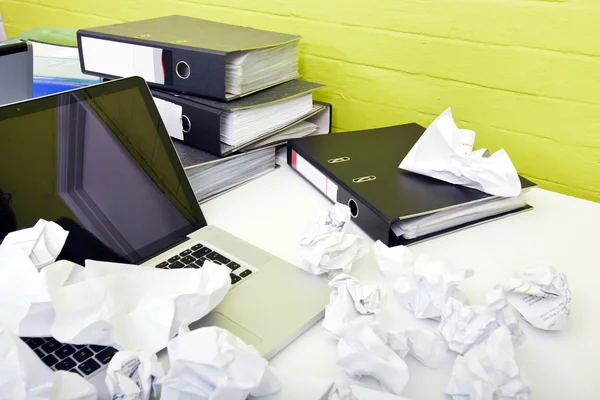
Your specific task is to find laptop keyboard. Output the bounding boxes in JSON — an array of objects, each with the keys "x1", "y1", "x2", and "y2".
[
  {"x1": 155, "y1": 242, "x2": 253, "y2": 286},
  {"x1": 21, "y1": 244, "x2": 248, "y2": 376},
  {"x1": 22, "y1": 337, "x2": 117, "y2": 377}
]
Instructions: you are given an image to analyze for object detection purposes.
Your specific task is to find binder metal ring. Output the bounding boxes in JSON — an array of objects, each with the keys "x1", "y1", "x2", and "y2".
[
  {"x1": 176, "y1": 61, "x2": 191, "y2": 79},
  {"x1": 348, "y1": 198, "x2": 359, "y2": 218},
  {"x1": 181, "y1": 115, "x2": 191, "y2": 133},
  {"x1": 328, "y1": 157, "x2": 350, "y2": 164},
  {"x1": 352, "y1": 175, "x2": 376, "y2": 183}
]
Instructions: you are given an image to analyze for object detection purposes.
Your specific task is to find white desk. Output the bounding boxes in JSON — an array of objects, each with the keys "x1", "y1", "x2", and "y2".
[{"x1": 202, "y1": 164, "x2": 599, "y2": 399}]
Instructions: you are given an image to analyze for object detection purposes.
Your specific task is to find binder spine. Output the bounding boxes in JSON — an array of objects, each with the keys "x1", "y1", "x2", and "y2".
[
  {"x1": 288, "y1": 148, "x2": 392, "y2": 245},
  {"x1": 78, "y1": 32, "x2": 228, "y2": 100},
  {"x1": 289, "y1": 150, "x2": 338, "y2": 202}
]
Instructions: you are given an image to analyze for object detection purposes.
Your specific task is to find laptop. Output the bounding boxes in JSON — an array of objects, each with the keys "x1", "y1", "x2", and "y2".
[
  {"x1": 0, "y1": 76, "x2": 329, "y2": 397},
  {"x1": 0, "y1": 41, "x2": 33, "y2": 105}
]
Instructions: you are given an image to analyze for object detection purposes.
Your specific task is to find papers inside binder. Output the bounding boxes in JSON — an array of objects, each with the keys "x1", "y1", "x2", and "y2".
[
  {"x1": 225, "y1": 41, "x2": 299, "y2": 96},
  {"x1": 175, "y1": 142, "x2": 277, "y2": 203},
  {"x1": 220, "y1": 93, "x2": 314, "y2": 147},
  {"x1": 243, "y1": 121, "x2": 317, "y2": 151},
  {"x1": 392, "y1": 196, "x2": 527, "y2": 239}
]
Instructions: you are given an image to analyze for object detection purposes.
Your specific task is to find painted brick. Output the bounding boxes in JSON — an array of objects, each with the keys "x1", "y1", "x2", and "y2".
[{"x1": 1, "y1": 0, "x2": 599, "y2": 202}]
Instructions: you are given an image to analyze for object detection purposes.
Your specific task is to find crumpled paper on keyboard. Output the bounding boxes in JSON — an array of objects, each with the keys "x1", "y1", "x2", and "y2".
[
  {"x1": 0, "y1": 245, "x2": 55, "y2": 337},
  {"x1": 0, "y1": 218, "x2": 71, "y2": 337},
  {"x1": 106, "y1": 350, "x2": 164, "y2": 400},
  {"x1": 322, "y1": 273, "x2": 383, "y2": 337},
  {"x1": 0, "y1": 325, "x2": 97, "y2": 400},
  {"x1": 49, "y1": 260, "x2": 231, "y2": 353},
  {"x1": 373, "y1": 241, "x2": 472, "y2": 320},
  {"x1": 439, "y1": 289, "x2": 526, "y2": 355},
  {"x1": 337, "y1": 324, "x2": 409, "y2": 396},
  {"x1": 498, "y1": 266, "x2": 571, "y2": 330},
  {"x1": 445, "y1": 326, "x2": 531, "y2": 400},
  {"x1": 299, "y1": 203, "x2": 367, "y2": 277},
  {"x1": 399, "y1": 107, "x2": 521, "y2": 197},
  {"x1": 161, "y1": 326, "x2": 280, "y2": 400},
  {"x1": 0, "y1": 219, "x2": 68, "y2": 270}
]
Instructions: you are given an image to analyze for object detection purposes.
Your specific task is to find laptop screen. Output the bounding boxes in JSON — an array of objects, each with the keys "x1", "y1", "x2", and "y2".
[{"x1": 0, "y1": 77, "x2": 207, "y2": 264}]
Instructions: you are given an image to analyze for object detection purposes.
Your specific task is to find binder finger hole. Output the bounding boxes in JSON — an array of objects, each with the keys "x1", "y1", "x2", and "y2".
[
  {"x1": 181, "y1": 115, "x2": 191, "y2": 133},
  {"x1": 348, "y1": 198, "x2": 359, "y2": 218},
  {"x1": 176, "y1": 61, "x2": 191, "y2": 79}
]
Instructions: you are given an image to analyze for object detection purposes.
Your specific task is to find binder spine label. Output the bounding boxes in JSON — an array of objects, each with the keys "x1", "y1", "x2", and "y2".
[
  {"x1": 290, "y1": 150, "x2": 338, "y2": 202},
  {"x1": 81, "y1": 36, "x2": 165, "y2": 84}
]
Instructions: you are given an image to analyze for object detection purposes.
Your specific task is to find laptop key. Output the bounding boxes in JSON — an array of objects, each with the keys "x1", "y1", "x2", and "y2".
[
  {"x1": 239, "y1": 269, "x2": 253, "y2": 278},
  {"x1": 228, "y1": 262, "x2": 241, "y2": 271},
  {"x1": 55, "y1": 344, "x2": 76, "y2": 359},
  {"x1": 168, "y1": 255, "x2": 180, "y2": 263},
  {"x1": 191, "y1": 243, "x2": 203, "y2": 251},
  {"x1": 55, "y1": 357, "x2": 76, "y2": 371},
  {"x1": 169, "y1": 261, "x2": 184, "y2": 269},
  {"x1": 41, "y1": 354, "x2": 59, "y2": 367},
  {"x1": 34, "y1": 348, "x2": 44, "y2": 358},
  {"x1": 156, "y1": 261, "x2": 169, "y2": 269},
  {"x1": 230, "y1": 274, "x2": 241, "y2": 284},
  {"x1": 90, "y1": 345, "x2": 106, "y2": 352},
  {"x1": 26, "y1": 337, "x2": 44, "y2": 349},
  {"x1": 179, "y1": 249, "x2": 192, "y2": 256},
  {"x1": 73, "y1": 347, "x2": 94, "y2": 363},
  {"x1": 78, "y1": 358, "x2": 101, "y2": 376},
  {"x1": 191, "y1": 248, "x2": 211, "y2": 258},
  {"x1": 207, "y1": 252, "x2": 230, "y2": 265},
  {"x1": 95, "y1": 347, "x2": 118, "y2": 364},
  {"x1": 41, "y1": 338, "x2": 61, "y2": 353},
  {"x1": 180, "y1": 256, "x2": 195, "y2": 265}
]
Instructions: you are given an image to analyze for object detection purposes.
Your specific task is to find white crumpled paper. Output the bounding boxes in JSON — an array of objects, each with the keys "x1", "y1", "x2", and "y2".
[
  {"x1": 383, "y1": 327, "x2": 447, "y2": 369},
  {"x1": 337, "y1": 324, "x2": 409, "y2": 396},
  {"x1": 161, "y1": 326, "x2": 280, "y2": 400},
  {"x1": 0, "y1": 219, "x2": 68, "y2": 270},
  {"x1": 445, "y1": 326, "x2": 531, "y2": 400},
  {"x1": 322, "y1": 274, "x2": 383, "y2": 337},
  {"x1": 327, "y1": 382, "x2": 413, "y2": 400},
  {"x1": 106, "y1": 351, "x2": 164, "y2": 400},
  {"x1": 499, "y1": 266, "x2": 571, "y2": 331},
  {"x1": 399, "y1": 107, "x2": 521, "y2": 197},
  {"x1": 299, "y1": 203, "x2": 366, "y2": 277},
  {"x1": 0, "y1": 246, "x2": 54, "y2": 337},
  {"x1": 0, "y1": 325, "x2": 97, "y2": 400},
  {"x1": 439, "y1": 289, "x2": 525, "y2": 355},
  {"x1": 0, "y1": 219, "x2": 71, "y2": 337},
  {"x1": 373, "y1": 241, "x2": 472, "y2": 320},
  {"x1": 49, "y1": 260, "x2": 231, "y2": 353}
]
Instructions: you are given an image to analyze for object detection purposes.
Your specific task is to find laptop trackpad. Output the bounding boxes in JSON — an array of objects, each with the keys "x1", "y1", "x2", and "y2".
[{"x1": 189, "y1": 312, "x2": 262, "y2": 346}]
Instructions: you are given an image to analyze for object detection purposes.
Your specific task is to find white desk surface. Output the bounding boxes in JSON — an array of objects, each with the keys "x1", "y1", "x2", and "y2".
[{"x1": 202, "y1": 164, "x2": 600, "y2": 400}]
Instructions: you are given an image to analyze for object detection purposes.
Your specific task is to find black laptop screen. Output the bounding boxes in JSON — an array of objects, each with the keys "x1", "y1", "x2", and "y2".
[{"x1": 0, "y1": 77, "x2": 207, "y2": 264}]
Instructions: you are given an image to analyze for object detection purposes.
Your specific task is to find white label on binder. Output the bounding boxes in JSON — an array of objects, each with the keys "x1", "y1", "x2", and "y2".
[
  {"x1": 81, "y1": 36, "x2": 165, "y2": 84},
  {"x1": 291, "y1": 151, "x2": 338, "y2": 202},
  {"x1": 153, "y1": 97, "x2": 183, "y2": 140}
]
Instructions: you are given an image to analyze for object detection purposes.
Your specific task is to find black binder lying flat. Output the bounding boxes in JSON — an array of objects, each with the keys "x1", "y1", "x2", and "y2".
[
  {"x1": 287, "y1": 124, "x2": 537, "y2": 246},
  {"x1": 77, "y1": 15, "x2": 300, "y2": 100},
  {"x1": 152, "y1": 80, "x2": 330, "y2": 156}
]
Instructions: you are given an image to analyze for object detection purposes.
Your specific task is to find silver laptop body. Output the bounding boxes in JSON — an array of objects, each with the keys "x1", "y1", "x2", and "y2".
[{"x1": 0, "y1": 77, "x2": 329, "y2": 398}]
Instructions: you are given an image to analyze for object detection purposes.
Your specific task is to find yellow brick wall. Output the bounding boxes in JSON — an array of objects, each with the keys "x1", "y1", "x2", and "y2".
[{"x1": 2, "y1": 0, "x2": 600, "y2": 201}]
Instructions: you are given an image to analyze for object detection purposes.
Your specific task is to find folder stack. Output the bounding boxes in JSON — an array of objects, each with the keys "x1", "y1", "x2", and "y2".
[
  {"x1": 288, "y1": 124, "x2": 536, "y2": 246},
  {"x1": 77, "y1": 15, "x2": 331, "y2": 202}
]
